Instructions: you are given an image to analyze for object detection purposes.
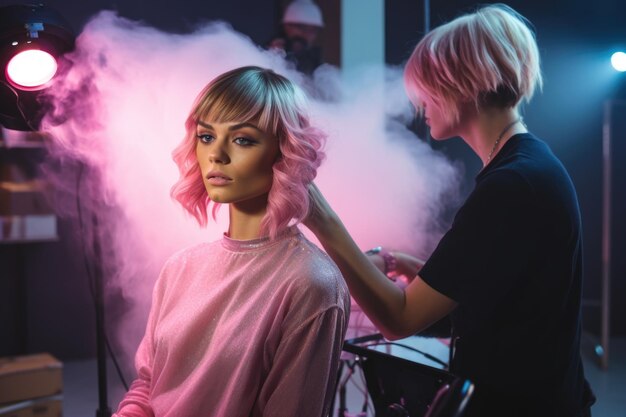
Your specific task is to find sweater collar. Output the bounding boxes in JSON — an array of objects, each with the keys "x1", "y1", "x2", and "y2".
[{"x1": 221, "y1": 226, "x2": 299, "y2": 252}]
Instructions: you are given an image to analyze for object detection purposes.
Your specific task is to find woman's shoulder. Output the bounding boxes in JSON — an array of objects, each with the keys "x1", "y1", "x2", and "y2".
[
  {"x1": 287, "y1": 232, "x2": 342, "y2": 277},
  {"x1": 485, "y1": 132, "x2": 575, "y2": 195},
  {"x1": 492, "y1": 133, "x2": 565, "y2": 174},
  {"x1": 280, "y1": 231, "x2": 349, "y2": 306},
  {"x1": 160, "y1": 240, "x2": 221, "y2": 273}
]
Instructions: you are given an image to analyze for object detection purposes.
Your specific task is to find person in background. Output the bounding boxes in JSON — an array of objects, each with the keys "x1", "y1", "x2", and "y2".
[
  {"x1": 305, "y1": 4, "x2": 595, "y2": 417},
  {"x1": 269, "y1": 0, "x2": 325, "y2": 75},
  {"x1": 113, "y1": 66, "x2": 349, "y2": 417}
]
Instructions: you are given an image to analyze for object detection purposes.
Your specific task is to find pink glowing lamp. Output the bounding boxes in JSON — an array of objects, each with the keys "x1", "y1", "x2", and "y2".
[
  {"x1": 6, "y1": 49, "x2": 58, "y2": 90},
  {"x1": 0, "y1": 4, "x2": 74, "y2": 130}
]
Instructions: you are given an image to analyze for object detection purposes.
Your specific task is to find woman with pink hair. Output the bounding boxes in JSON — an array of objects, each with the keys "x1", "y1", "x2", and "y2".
[
  {"x1": 305, "y1": 4, "x2": 594, "y2": 417},
  {"x1": 113, "y1": 66, "x2": 349, "y2": 417}
]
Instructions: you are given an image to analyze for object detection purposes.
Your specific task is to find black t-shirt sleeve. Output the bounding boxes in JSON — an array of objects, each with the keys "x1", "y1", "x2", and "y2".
[{"x1": 420, "y1": 169, "x2": 539, "y2": 319}]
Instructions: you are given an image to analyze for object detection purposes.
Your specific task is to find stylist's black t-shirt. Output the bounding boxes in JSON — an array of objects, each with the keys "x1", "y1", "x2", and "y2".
[{"x1": 420, "y1": 133, "x2": 594, "y2": 417}]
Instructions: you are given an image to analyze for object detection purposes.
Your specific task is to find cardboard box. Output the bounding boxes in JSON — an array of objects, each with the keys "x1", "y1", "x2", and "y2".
[
  {"x1": 0, "y1": 354, "x2": 62, "y2": 405},
  {"x1": 0, "y1": 396, "x2": 62, "y2": 417}
]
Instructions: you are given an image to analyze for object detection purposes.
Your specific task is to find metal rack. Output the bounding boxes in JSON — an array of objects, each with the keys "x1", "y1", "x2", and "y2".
[{"x1": 0, "y1": 127, "x2": 57, "y2": 243}]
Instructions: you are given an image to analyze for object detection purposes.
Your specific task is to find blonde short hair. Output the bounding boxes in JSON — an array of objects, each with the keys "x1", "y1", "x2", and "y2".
[{"x1": 404, "y1": 3, "x2": 543, "y2": 123}]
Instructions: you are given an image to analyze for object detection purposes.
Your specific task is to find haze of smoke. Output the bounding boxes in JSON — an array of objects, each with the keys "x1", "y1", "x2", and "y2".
[{"x1": 40, "y1": 11, "x2": 460, "y2": 368}]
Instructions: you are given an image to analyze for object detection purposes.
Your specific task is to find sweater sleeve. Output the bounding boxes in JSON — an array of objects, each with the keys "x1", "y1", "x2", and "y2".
[
  {"x1": 113, "y1": 267, "x2": 168, "y2": 417},
  {"x1": 255, "y1": 305, "x2": 347, "y2": 417}
]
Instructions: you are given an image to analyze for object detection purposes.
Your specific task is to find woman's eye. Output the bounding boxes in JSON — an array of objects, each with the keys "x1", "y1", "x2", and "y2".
[
  {"x1": 234, "y1": 137, "x2": 257, "y2": 146},
  {"x1": 196, "y1": 134, "x2": 214, "y2": 144}
]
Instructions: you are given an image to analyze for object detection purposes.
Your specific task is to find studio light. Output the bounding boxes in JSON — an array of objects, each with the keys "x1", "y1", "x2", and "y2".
[
  {"x1": 610, "y1": 51, "x2": 626, "y2": 72},
  {"x1": 6, "y1": 49, "x2": 58, "y2": 90},
  {"x1": 0, "y1": 4, "x2": 75, "y2": 130}
]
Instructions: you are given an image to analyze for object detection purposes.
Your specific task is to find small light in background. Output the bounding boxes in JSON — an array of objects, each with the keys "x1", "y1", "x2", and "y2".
[{"x1": 611, "y1": 51, "x2": 626, "y2": 72}]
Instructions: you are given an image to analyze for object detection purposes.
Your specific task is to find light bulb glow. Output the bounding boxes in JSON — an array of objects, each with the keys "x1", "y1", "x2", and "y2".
[
  {"x1": 611, "y1": 51, "x2": 626, "y2": 72},
  {"x1": 6, "y1": 49, "x2": 58, "y2": 89}
]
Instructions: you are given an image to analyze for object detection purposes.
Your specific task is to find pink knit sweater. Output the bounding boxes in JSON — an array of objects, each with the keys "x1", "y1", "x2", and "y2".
[{"x1": 114, "y1": 227, "x2": 349, "y2": 417}]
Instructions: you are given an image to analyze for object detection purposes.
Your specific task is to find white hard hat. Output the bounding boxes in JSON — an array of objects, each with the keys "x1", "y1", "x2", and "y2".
[{"x1": 282, "y1": 0, "x2": 324, "y2": 28}]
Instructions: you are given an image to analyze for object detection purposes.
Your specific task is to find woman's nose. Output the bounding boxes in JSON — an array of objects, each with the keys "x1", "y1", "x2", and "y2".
[{"x1": 207, "y1": 141, "x2": 230, "y2": 164}]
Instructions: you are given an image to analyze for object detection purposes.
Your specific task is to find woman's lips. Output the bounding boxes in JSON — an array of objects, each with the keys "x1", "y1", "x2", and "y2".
[{"x1": 206, "y1": 171, "x2": 232, "y2": 185}]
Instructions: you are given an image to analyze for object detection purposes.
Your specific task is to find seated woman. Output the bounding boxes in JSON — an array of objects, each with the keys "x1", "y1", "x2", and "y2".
[{"x1": 113, "y1": 66, "x2": 350, "y2": 417}]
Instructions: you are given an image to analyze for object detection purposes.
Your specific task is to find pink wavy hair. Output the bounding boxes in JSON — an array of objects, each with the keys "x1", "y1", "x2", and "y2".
[{"x1": 171, "y1": 66, "x2": 326, "y2": 239}]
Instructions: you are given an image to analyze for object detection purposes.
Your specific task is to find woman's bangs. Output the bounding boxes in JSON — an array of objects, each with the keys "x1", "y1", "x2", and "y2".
[{"x1": 194, "y1": 88, "x2": 278, "y2": 134}]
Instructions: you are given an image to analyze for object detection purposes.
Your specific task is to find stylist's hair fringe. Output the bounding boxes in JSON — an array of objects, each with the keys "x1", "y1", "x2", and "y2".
[{"x1": 404, "y1": 3, "x2": 543, "y2": 123}]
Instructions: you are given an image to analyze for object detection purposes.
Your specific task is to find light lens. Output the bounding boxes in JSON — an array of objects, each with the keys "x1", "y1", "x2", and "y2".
[
  {"x1": 611, "y1": 51, "x2": 626, "y2": 72},
  {"x1": 6, "y1": 49, "x2": 58, "y2": 90}
]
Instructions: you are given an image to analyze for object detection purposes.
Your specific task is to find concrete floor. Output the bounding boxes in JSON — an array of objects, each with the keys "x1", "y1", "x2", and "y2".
[{"x1": 60, "y1": 335, "x2": 626, "y2": 417}]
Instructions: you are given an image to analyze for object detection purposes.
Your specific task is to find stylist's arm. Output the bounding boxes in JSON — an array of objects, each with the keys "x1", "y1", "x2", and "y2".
[{"x1": 305, "y1": 183, "x2": 457, "y2": 340}]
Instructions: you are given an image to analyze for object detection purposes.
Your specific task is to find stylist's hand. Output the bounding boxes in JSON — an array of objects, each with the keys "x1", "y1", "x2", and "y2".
[
  {"x1": 304, "y1": 182, "x2": 341, "y2": 236},
  {"x1": 392, "y1": 252, "x2": 425, "y2": 282}
]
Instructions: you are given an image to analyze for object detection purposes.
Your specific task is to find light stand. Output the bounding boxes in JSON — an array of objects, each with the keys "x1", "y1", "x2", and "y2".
[
  {"x1": 74, "y1": 160, "x2": 115, "y2": 417},
  {"x1": 92, "y1": 206, "x2": 112, "y2": 417},
  {"x1": 0, "y1": 5, "x2": 114, "y2": 417}
]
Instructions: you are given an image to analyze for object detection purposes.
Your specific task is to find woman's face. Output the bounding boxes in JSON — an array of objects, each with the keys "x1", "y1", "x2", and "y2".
[
  {"x1": 417, "y1": 91, "x2": 474, "y2": 140},
  {"x1": 419, "y1": 94, "x2": 457, "y2": 140},
  {"x1": 195, "y1": 119, "x2": 280, "y2": 210}
]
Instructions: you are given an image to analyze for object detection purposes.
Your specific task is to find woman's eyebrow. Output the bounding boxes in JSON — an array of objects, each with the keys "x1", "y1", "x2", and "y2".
[{"x1": 196, "y1": 121, "x2": 262, "y2": 133}]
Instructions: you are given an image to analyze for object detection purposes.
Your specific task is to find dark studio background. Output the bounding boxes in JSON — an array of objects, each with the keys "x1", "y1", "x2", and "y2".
[{"x1": 1, "y1": 0, "x2": 625, "y2": 365}]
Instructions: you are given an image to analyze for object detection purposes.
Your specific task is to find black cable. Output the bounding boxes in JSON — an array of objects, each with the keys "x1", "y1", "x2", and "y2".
[
  {"x1": 347, "y1": 332, "x2": 385, "y2": 345},
  {"x1": 353, "y1": 361, "x2": 372, "y2": 414},
  {"x1": 75, "y1": 161, "x2": 130, "y2": 391},
  {"x1": 0, "y1": 80, "x2": 39, "y2": 131},
  {"x1": 105, "y1": 336, "x2": 129, "y2": 391},
  {"x1": 367, "y1": 341, "x2": 448, "y2": 368}
]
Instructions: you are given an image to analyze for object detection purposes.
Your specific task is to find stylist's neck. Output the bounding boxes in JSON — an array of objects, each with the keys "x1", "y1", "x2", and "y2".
[
  {"x1": 228, "y1": 195, "x2": 269, "y2": 240},
  {"x1": 461, "y1": 106, "x2": 523, "y2": 166}
]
